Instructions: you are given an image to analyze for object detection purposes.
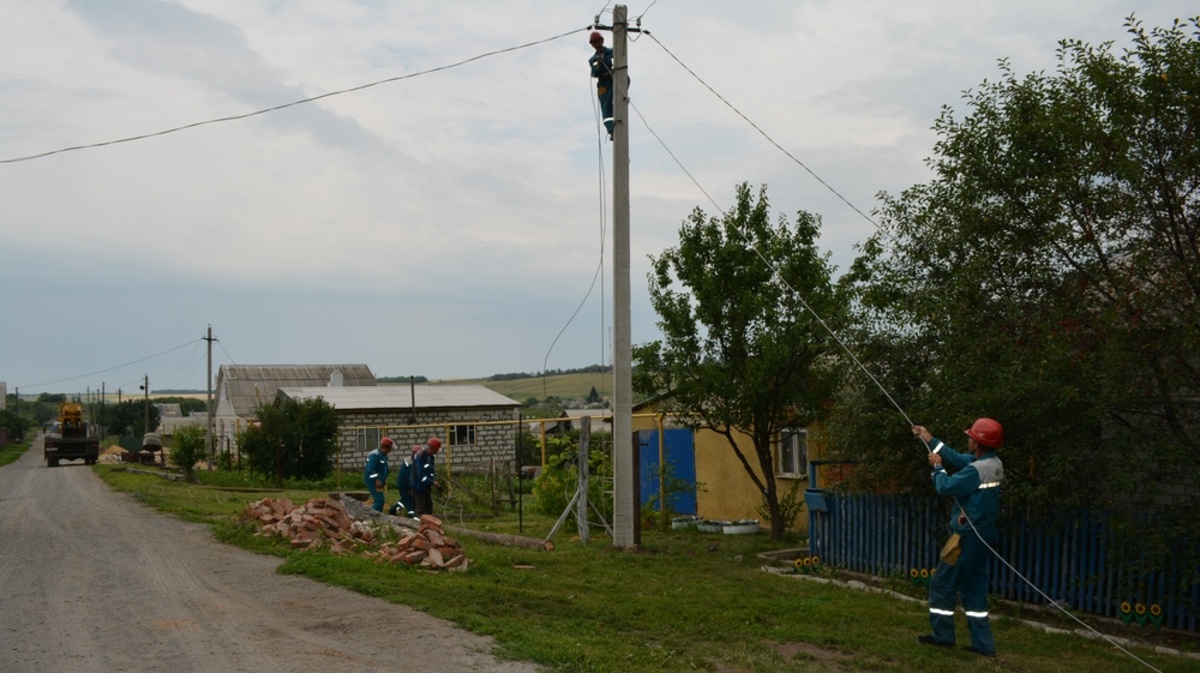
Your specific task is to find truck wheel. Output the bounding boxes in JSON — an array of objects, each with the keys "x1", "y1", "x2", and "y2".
[{"x1": 48, "y1": 458, "x2": 59, "y2": 468}]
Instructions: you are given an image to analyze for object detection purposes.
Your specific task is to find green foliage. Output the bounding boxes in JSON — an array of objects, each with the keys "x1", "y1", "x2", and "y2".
[
  {"x1": 237, "y1": 397, "x2": 339, "y2": 483},
  {"x1": 755, "y1": 477, "x2": 805, "y2": 533},
  {"x1": 153, "y1": 396, "x2": 208, "y2": 415},
  {"x1": 832, "y1": 16, "x2": 1200, "y2": 585},
  {"x1": 101, "y1": 399, "x2": 162, "y2": 436},
  {"x1": 530, "y1": 432, "x2": 613, "y2": 528},
  {"x1": 634, "y1": 182, "x2": 840, "y2": 540},
  {"x1": 0, "y1": 409, "x2": 29, "y2": 442},
  {"x1": 169, "y1": 425, "x2": 207, "y2": 483}
]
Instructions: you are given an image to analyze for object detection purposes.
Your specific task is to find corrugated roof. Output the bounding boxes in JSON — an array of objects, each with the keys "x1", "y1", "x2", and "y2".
[
  {"x1": 278, "y1": 384, "x2": 519, "y2": 411},
  {"x1": 217, "y1": 364, "x2": 376, "y2": 417}
]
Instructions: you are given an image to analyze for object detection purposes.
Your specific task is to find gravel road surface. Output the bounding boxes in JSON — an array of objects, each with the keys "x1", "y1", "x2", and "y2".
[{"x1": 0, "y1": 436, "x2": 542, "y2": 673}]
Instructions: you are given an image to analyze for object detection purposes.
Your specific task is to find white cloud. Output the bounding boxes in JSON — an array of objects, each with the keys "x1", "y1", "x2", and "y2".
[{"x1": 1, "y1": 0, "x2": 1194, "y2": 390}]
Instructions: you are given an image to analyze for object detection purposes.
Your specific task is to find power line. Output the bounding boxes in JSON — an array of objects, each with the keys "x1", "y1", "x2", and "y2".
[
  {"x1": 17, "y1": 339, "x2": 202, "y2": 391},
  {"x1": 646, "y1": 32, "x2": 888, "y2": 239},
  {"x1": 1, "y1": 28, "x2": 588, "y2": 165}
]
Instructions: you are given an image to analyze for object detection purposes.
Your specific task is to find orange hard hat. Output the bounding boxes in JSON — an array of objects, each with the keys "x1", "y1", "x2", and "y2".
[
  {"x1": 428, "y1": 437, "x2": 442, "y2": 452},
  {"x1": 965, "y1": 418, "x2": 1003, "y2": 449},
  {"x1": 589, "y1": 31, "x2": 604, "y2": 45}
]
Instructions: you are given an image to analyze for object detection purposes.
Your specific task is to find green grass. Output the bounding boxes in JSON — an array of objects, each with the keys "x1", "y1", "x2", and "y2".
[
  {"x1": 92, "y1": 464, "x2": 1195, "y2": 673},
  {"x1": 0, "y1": 438, "x2": 31, "y2": 468}
]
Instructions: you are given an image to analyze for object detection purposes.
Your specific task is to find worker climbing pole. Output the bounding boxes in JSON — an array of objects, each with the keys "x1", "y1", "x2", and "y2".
[{"x1": 589, "y1": 31, "x2": 615, "y2": 139}]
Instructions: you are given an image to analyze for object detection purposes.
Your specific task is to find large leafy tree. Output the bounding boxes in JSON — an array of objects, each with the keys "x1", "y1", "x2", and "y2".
[
  {"x1": 833, "y1": 18, "x2": 1199, "y2": 558},
  {"x1": 634, "y1": 183, "x2": 839, "y2": 540},
  {"x1": 238, "y1": 396, "x2": 339, "y2": 483}
]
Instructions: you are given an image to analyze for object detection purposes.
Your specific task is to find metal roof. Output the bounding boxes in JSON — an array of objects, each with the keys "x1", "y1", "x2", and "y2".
[
  {"x1": 277, "y1": 384, "x2": 519, "y2": 411},
  {"x1": 216, "y1": 364, "x2": 376, "y2": 417}
]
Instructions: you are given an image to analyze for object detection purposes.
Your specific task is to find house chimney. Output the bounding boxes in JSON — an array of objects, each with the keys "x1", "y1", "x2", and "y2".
[{"x1": 329, "y1": 370, "x2": 344, "y2": 387}]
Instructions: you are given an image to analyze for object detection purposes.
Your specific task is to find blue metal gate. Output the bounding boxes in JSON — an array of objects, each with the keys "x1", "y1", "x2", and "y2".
[{"x1": 637, "y1": 428, "x2": 697, "y2": 516}]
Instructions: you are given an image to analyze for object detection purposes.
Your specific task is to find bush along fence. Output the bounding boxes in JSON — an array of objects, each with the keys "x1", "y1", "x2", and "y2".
[{"x1": 805, "y1": 461, "x2": 1198, "y2": 632}]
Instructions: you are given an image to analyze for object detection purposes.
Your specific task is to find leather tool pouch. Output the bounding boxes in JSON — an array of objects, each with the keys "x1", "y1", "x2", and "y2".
[{"x1": 940, "y1": 533, "x2": 962, "y2": 566}]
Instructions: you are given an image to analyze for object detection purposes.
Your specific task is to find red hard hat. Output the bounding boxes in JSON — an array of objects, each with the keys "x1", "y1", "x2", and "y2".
[
  {"x1": 380, "y1": 437, "x2": 395, "y2": 449},
  {"x1": 428, "y1": 437, "x2": 442, "y2": 452},
  {"x1": 965, "y1": 418, "x2": 1003, "y2": 449},
  {"x1": 589, "y1": 31, "x2": 604, "y2": 44}
]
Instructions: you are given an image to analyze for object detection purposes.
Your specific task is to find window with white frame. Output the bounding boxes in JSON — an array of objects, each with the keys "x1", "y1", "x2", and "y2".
[
  {"x1": 450, "y1": 424, "x2": 476, "y2": 447},
  {"x1": 358, "y1": 427, "x2": 381, "y2": 454},
  {"x1": 777, "y1": 428, "x2": 808, "y2": 477}
]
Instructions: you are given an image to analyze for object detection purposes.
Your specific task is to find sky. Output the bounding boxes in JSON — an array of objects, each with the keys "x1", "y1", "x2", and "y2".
[{"x1": 1, "y1": 0, "x2": 1194, "y2": 397}]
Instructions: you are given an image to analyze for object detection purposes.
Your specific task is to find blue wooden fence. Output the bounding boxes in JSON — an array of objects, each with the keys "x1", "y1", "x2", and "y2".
[{"x1": 806, "y1": 463, "x2": 1198, "y2": 632}]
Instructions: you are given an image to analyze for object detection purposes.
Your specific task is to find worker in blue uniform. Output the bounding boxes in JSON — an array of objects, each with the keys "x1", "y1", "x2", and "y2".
[
  {"x1": 389, "y1": 444, "x2": 419, "y2": 516},
  {"x1": 588, "y1": 31, "x2": 614, "y2": 139},
  {"x1": 410, "y1": 437, "x2": 442, "y2": 516},
  {"x1": 363, "y1": 436, "x2": 394, "y2": 512},
  {"x1": 912, "y1": 418, "x2": 1005, "y2": 658}
]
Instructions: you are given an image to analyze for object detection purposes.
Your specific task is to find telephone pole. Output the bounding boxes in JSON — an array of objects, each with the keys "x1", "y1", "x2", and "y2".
[
  {"x1": 610, "y1": 4, "x2": 636, "y2": 547},
  {"x1": 204, "y1": 325, "x2": 217, "y2": 469}
]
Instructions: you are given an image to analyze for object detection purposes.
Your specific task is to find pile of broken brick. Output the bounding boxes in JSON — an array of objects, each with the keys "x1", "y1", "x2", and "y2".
[{"x1": 241, "y1": 496, "x2": 469, "y2": 571}]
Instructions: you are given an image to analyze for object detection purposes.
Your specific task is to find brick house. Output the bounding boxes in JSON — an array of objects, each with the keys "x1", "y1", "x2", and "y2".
[{"x1": 276, "y1": 384, "x2": 521, "y2": 473}]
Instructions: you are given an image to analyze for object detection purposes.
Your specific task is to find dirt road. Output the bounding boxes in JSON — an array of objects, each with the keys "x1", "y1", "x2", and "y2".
[{"x1": 0, "y1": 436, "x2": 542, "y2": 673}]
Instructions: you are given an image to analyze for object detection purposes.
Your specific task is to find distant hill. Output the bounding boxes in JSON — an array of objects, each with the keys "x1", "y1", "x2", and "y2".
[{"x1": 427, "y1": 371, "x2": 613, "y2": 402}]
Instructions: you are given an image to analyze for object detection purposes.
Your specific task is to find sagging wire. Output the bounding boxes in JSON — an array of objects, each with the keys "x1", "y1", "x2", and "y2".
[
  {"x1": 627, "y1": 97, "x2": 916, "y2": 432},
  {"x1": 632, "y1": 91, "x2": 1166, "y2": 672},
  {"x1": 1, "y1": 28, "x2": 589, "y2": 165},
  {"x1": 645, "y1": 32, "x2": 901, "y2": 248},
  {"x1": 17, "y1": 338, "x2": 202, "y2": 391},
  {"x1": 540, "y1": 71, "x2": 611, "y2": 400}
]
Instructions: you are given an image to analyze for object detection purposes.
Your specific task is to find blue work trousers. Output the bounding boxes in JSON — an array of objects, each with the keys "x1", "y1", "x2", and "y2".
[{"x1": 928, "y1": 531, "x2": 997, "y2": 653}]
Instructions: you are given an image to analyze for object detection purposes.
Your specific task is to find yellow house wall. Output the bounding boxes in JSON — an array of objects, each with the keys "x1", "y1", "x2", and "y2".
[{"x1": 631, "y1": 411, "x2": 826, "y2": 535}]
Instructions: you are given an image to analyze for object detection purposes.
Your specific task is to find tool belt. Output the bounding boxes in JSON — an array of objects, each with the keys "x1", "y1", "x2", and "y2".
[{"x1": 940, "y1": 533, "x2": 962, "y2": 566}]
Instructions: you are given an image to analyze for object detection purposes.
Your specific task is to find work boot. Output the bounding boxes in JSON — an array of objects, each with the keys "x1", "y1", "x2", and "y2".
[{"x1": 917, "y1": 635, "x2": 952, "y2": 648}]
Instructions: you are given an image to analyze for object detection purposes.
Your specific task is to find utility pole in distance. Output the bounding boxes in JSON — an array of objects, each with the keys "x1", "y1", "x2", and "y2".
[
  {"x1": 610, "y1": 4, "x2": 636, "y2": 548},
  {"x1": 204, "y1": 325, "x2": 217, "y2": 469}
]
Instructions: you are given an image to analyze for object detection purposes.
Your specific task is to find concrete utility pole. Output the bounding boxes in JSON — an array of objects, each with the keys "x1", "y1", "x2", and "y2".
[
  {"x1": 610, "y1": 4, "x2": 637, "y2": 548},
  {"x1": 205, "y1": 325, "x2": 216, "y2": 469},
  {"x1": 140, "y1": 374, "x2": 149, "y2": 436}
]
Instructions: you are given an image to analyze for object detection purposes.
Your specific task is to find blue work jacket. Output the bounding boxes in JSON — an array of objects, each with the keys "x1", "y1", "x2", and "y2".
[{"x1": 925, "y1": 437, "x2": 1004, "y2": 537}]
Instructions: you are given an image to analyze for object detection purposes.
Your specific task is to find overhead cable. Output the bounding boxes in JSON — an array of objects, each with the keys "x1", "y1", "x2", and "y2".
[{"x1": 1, "y1": 28, "x2": 587, "y2": 165}]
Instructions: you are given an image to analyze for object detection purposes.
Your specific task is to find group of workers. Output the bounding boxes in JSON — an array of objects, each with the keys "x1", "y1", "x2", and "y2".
[
  {"x1": 363, "y1": 413, "x2": 1004, "y2": 656},
  {"x1": 362, "y1": 435, "x2": 442, "y2": 518}
]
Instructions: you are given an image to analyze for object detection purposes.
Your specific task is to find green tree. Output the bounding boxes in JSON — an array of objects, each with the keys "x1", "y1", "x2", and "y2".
[
  {"x1": 169, "y1": 425, "x2": 207, "y2": 483},
  {"x1": 0, "y1": 409, "x2": 28, "y2": 442},
  {"x1": 834, "y1": 17, "x2": 1200, "y2": 565},
  {"x1": 237, "y1": 397, "x2": 338, "y2": 483},
  {"x1": 586, "y1": 386, "x2": 600, "y2": 404},
  {"x1": 634, "y1": 183, "x2": 839, "y2": 540},
  {"x1": 101, "y1": 399, "x2": 161, "y2": 436}
]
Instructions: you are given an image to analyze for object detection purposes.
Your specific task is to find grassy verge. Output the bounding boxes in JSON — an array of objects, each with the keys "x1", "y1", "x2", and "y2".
[
  {"x1": 93, "y1": 464, "x2": 1193, "y2": 673},
  {"x1": 0, "y1": 438, "x2": 31, "y2": 468}
]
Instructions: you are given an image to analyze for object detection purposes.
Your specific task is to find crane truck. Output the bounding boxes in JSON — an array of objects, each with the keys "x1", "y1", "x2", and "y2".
[{"x1": 44, "y1": 402, "x2": 100, "y2": 467}]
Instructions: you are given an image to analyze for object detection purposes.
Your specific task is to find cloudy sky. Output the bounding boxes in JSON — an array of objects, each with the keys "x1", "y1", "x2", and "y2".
[{"x1": 1, "y1": 0, "x2": 1192, "y2": 396}]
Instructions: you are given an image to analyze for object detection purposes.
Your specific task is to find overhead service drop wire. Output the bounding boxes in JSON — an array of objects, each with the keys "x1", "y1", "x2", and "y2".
[
  {"x1": 541, "y1": 73, "x2": 611, "y2": 399},
  {"x1": 1, "y1": 28, "x2": 589, "y2": 165},
  {"x1": 634, "y1": 36, "x2": 1167, "y2": 673}
]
